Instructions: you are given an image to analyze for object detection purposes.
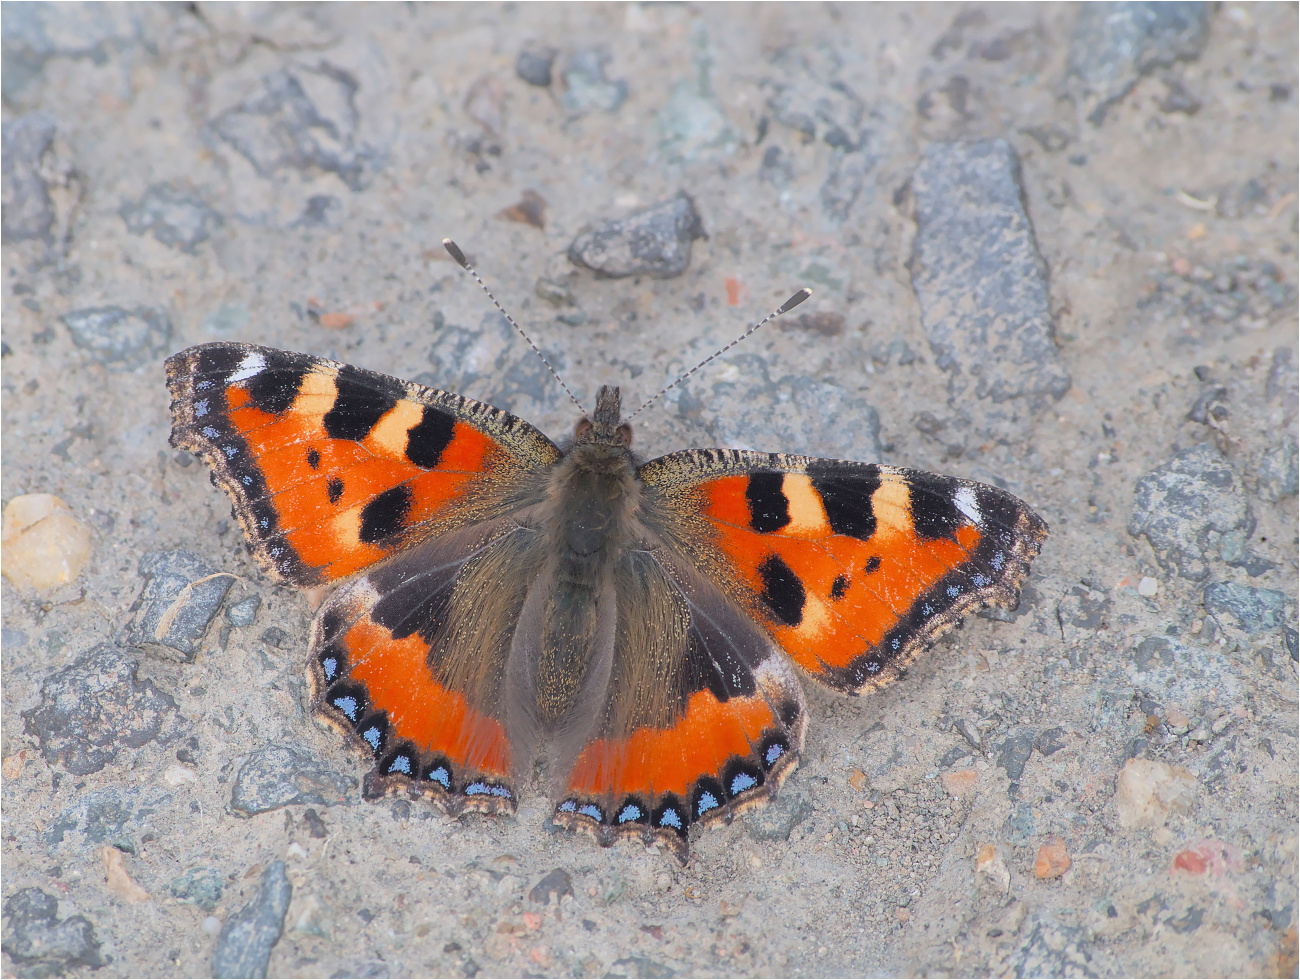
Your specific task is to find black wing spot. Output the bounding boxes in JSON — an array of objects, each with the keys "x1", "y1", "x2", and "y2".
[
  {"x1": 406, "y1": 405, "x2": 457, "y2": 469},
  {"x1": 745, "y1": 473, "x2": 790, "y2": 533},
  {"x1": 307, "y1": 447, "x2": 321, "y2": 470},
  {"x1": 810, "y1": 468, "x2": 880, "y2": 539},
  {"x1": 196, "y1": 345, "x2": 243, "y2": 379},
  {"x1": 757, "y1": 553, "x2": 805, "y2": 627},
  {"x1": 323, "y1": 365, "x2": 401, "y2": 441},
  {"x1": 359, "y1": 484, "x2": 411, "y2": 543},
  {"x1": 831, "y1": 574, "x2": 850, "y2": 600},
  {"x1": 910, "y1": 474, "x2": 962, "y2": 541},
  {"x1": 327, "y1": 477, "x2": 345, "y2": 504},
  {"x1": 246, "y1": 353, "x2": 307, "y2": 415},
  {"x1": 863, "y1": 555, "x2": 882, "y2": 575}
]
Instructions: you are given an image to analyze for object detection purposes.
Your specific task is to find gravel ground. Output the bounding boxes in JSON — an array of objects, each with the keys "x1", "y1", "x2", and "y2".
[{"x1": 2, "y1": 3, "x2": 1297, "y2": 977}]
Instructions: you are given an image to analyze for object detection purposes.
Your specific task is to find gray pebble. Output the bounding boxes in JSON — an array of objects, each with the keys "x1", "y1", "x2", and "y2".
[
  {"x1": 996, "y1": 729, "x2": 1036, "y2": 781},
  {"x1": 1127, "y1": 443, "x2": 1254, "y2": 581},
  {"x1": 1001, "y1": 801, "x2": 1037, "y2": 843},
  {"x1": 743, "y1": 785, "x2": 812, "y2": 841},
  {"x1": 528, "y1": 868, "x2": 574, "y2": 905},
  {"x1": 561, "y1": 48, "x2": 628, "y2": 115},
  {"x1": 1, "y1": 113, "x2": 57, "y2": 243},
  {"x1": 1069, "y1": 1, "x2": 1210, "y2": 124},
  {"x1": 1, "y1": 888, "x2": 103, "y2": 973},
  {"x1": 119, "y1": 183, "x2": 222, "y2": 253},
  {"x1": 213, "y1": 861, "x2": 292, "y2": 980},
  {"x1": 2, "y1": 627, "x2": 28, "y2": 650},
  {"x1": 910, "y1": 139, "x2": 1071, "y2": 409},
  {"x1": 171, "y1": 866, "x2": 224, "y2": 912},
  {"x1": 1203, "y1": 582, "x2": 1291, "y2": 635},
  {"x1": 230, "y1": 745, "x2": 356, "y2": 816},
  {"x1": 126, "y1": 550, "x2": 235, "y2": 658},
  {"x1": 1257, "y1": 439, "x2": 1298, "y2": 503},
  {"x1": 301, "y1": 808, "x2": 328, "y2": 839},
  {"x1": 515, "y1": 47, "x2": 556, "y2": 87},
  {"x1": 226, "y1": 595, "x2": 262, "y2": 628},
  {"x1": 568, "y1": 192, "x2": 705, "y2": 280},
  {"x1": 62, "y1": 306, "x2": 173, "y2": 367},
  {"x1": 23, "y1": 644, "x2": 178, "y2": 776},
  {"x1": 1035, "y1": 727, "x2": 1067, "y2": 757}
]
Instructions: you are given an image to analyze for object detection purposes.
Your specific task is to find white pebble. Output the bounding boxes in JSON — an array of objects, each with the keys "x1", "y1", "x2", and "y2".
[
  {"x1": 202, "y1": 916, "x2": 222, "y2": 936},
  {"x1": 1138, "y1": 576, "x2": 1158, "y2": 597}
]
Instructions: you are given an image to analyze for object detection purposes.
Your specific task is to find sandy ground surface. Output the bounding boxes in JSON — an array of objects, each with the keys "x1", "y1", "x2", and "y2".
[{"x1": 2, "y1": 2, "x2": 1297, "y2": 977}]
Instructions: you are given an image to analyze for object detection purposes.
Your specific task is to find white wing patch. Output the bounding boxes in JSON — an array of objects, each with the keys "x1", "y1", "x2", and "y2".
[
  {"x1": 954, "y1": 486, "x2": 982, "y2": 525},
  {"x1": 228, "y1": 350, "x2": 266, "y2": 384}
]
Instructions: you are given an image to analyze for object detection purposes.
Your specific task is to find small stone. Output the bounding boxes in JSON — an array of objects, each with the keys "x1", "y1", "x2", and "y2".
[
  {"x1": 290, "y1": 891, "x2": 332, "y2": 939},
  {"x1": 743, "y1": 785, "x2": 812, "y2": 841},
  {"x1": 515, "y1": 47, "x2": 556, "y2": 87},
  {"x1": 943, "y1": 769, "x2": 980, "y2": 797},
  {"x1": 171, "y1": 867, "x2": 224, "y2": 912},
  {"x1": 849, "y1": 769, "x2": 867, "y2": 791},
  {"x1": 567, "y1": 193, "x2": 705, "y2": 280},
  {"x1": 164, "y1": 764, "x2": 198, "y2": 787},
  {"x1": 1035, "y1": 728, "x2": 1067, "y2": 756},
  {"x1": 1203, "y1": 582, "x2": 1290, "y2": 635},
  {"x1": 498, "y1": 189, "x2": 546, "y2": 230},
  {"x1": 1138, "y1": 576, "x2": 1159, "y2": 597},
  {"x1": 1114, "y1": 758, "x2": 1197, "y2": 829},
  {"x1": 1128, "y1": 443, "x2": 1254, "y2": 581},
  {"x1": 119, "y1": 182, "x2": 222, "y2": 253},
  {"x1": 317, "y1": 311, "x2": 353, "y2": 329},
  {"x1": 535, "y1": 278, "x2": 574, "y2": 306},
  {"x1": 62, "y1": 306, "x2": 173, "y2": 366},
  {"x1": 1, "y1": 493, "x2": 91, "y2": 592},
  {"x1": 561, "y1": 48, "x2": 628, "y2": 115},
  {"x1": 302, "y1": 808, "x2": 328, "y2": 839},
  {"x1": 976, "y1": 843, "x2": 1010, "y2": 891},
  {"x1": 230, "y1": 745, "x2": 355, "y2": 815},
  {"x1": 1257, "y1": 439, "x2": 1299, "y2": 503},
  {"x1": 1069, "y1": 1, "x2": 1210, "y2": 124},
  {"x1": 1034, "y1": 837, "x2": 1071, "y2": 879},
  {"x1": 996, "y1": 729, "x2": 1036, "y2": 781},
  {"x1": 101, "y1": 845, "x2": 150, "y2": 902},
  {"x1": 226, "y1": 595, "x2": 262, "y2": 627},
  {"x1": 203, "y1": 916, "x2": 223, "y2": 937},
  {"x1": 125, "y1": 550, "x2": 235, "y2": 659},
  {"x1": 528, "y1": 869, "x2": 574, "y2": 905},
  {"x1": 1, "y1": 887, "x2": 104, "y2": 972},
  {"x1": 2, "y1": 113, "x2": 59, "y2": 244},
  {"x1": 213, "y1": 861, "x2": 292, "y2": 980},
  {"x1": 259, "y1": 626, "x2": 290, "y2": 649},
  {"x1": 1165, "y1": 707, "x2": 1191, "y2": 734},
  {"x1": 1173, "y1": 849, "x2": 1207, "y2": 874},
  {"x1": 23, "y1": 644, "x2": 178, "y2": 776}
]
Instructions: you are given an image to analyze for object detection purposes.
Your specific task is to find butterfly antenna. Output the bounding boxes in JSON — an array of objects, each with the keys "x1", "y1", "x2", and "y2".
[
  {"x1": 625, "y1": 287, "x2": 813, "y2": 422},
  {"x1": 442, "y1": 238, "x2": 586, "y2": 416}
]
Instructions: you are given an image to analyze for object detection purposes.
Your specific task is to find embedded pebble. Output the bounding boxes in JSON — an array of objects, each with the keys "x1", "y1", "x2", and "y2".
[
  {"x1": 528, "y1": 868, "x2": 574, "y2": 905},
  {"x1": 213, "y1": 861, "x2": 292, "y2": 980},
  {"x1": 1203, "y1": 582, "x2": 1290, "y2": 635},
  {"x1": 567, "y1": 192, "x2": 704, "y2": 280},
  {"x1": 230, "y1": 745, "x2": 356, "y2": 815},
  {"x1": 125, "y1": 550, "x2": 235, "y2": 659},
  {"x1": 1138, "y1": 576, "x2": 1159, "y2": 597},
  {"x1": 515, "y1": 47, "x2": 556, "y2": 87},
  {"x1": 119, "y1": 182, "x2": 222, "y2": 253},
  {"x1": 1114, "y1": 758, "x2": 1197, "y2": 828},
  {"x1": 743, "y1": 785, "x2": 812, "y2": 841},
  {"x1": 0, "y1": 887, "x2": 103, "y2": 973},
  {"x1": 1035, "y1": 838, "x2": 1071, "y2": 879},
  {"x1": 62, "y1": 306, "x2": 173, "y2": 366},
  {"x1": 171, "y1": 867, "x2": 224, "y2": 912},
  {"x1": 1257, "y1": 439, "x2": 1298, "y2": 502},
  {"x1": 2, "y1": 113, "x2": 58, "y2": 243},
  {"x1": 996, "y1": 729, "x2": 1036, "y2": 781},
  {"x1": 976, "y1": 843, "x2": 1010, "y2": 891},
  {"x1": 101, "y1": 846, "x2": 150, "y2": 903},
  {"x1": 1, "y1": 493, "x2": 91, "y2": 592},
  {"x1": 226, "y1": 595, "x2": 262, "y2": 627},
  {"x1": 202, "y1": 916, "x2": 224, "y2": 937},
  {"x1": 561, "y1": 48, "x2": 628, "y2": 115}
]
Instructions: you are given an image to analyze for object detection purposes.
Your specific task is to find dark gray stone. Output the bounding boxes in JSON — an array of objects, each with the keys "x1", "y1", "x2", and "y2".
[
  {"x1": 996, "y1": 729, "x2": 1036, "y2": 781},
  {"x1": 1001, "y1": 801, "x2": 1036, "y2": 843},
  {"x1": 515, "y1": 47, "x2": 556, "y2": 87},
  {"x1": 61, "y1": 306, "x2": 173, "y2": 367},
  {"x1": 567, "y1": 193, "x2": 704, "y2": 280},
  {"x1": 119, "y1": 183, "x2": 222, "y2": 253},
  {"x1": 1203, "y1": 582, "x2": 1290, "y2": 635},
  {"x1": 170, "y1": 866, "x2": 223, "y2": 912},
  {"x1": 1128, "y1": 443, "x2": 1254, "y2": 581},
  {"x1": 528, "y1": 868, "x2": 574, "y2": 905},
  {"x1": 910, "y1": 140, "x2": 1071, "y2": 408},
  {"x1": 213, "y1": 861, "x2": 292, "y2": 980},
  {"x1": 23, "y1": 644, "x2": 178, "y2": 776},
  {"x1": 743, "y1": 785, "x2": 812, "y2": 841},
  {"x1": 42, "y1": 785, "x2": 172, "y2": 847},
  {"x1": 302, "y1": 808, "x2": 328, "y2": 839},
  {"x1": 126, "y1": 550, "x2": 235, "y2": 658},
  {"x1": 230, "y1": 746, "x2": 356, "y2": 815},
  {"x1": 1, "y1": 113, "x2": 56, "y2": 243},
  {"x1": 1035, "y1": 727, "x2": 1067, "y2": 756},
  {"x1": 226, "y1": 595, "x2": 262, "y2": 628},
  {"x1": 1069, "y1": 2, "x2": 1210, "y2": 124},
  {"x1": 1257, "y1": 439, "x2": 1298, "y2": 503},
  {"x1": 939, "y1": 745, "x2": 973, "y2": 768},
  {"x1": 1, "y1": 888, "x2": 103, "y2": 973},
  {"x1": 560, "y1": 48, "x2": 627, "y2": 115},
  {"x1": 209, "y1": 65, "x2": 380, "y2": 191}
]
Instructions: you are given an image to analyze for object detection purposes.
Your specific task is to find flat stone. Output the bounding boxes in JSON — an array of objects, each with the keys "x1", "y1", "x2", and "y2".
[
  {"x1": 61, "y1": 306, "x2": 173, "y2": 367},
  {"x1": 1, "y1": 113, "x2": 57, "y2": 243},
  {"x1": 23, "y1": 644, "x2": 178, "y2": 776},
  {"x1": 1069, "y1": 2, "x2": 1210, "y2": 124},
  {"x1": 1035, "y1": 728, "x2": 1067, "y2": 757},
  {"x1": 515, "y1": 47, "x2": 555, "y2": 87},
  {"x1": 42, "y1": 785, "x2": 172, "y2": 848},
  {"x1": 213, "y1": 861, "x2": 292, "y2": 980},
  {"x1": 1127, "y1": 443, "x2": 1254, "y2": 581},
  {"x1": 560, "y1": 48, "x2": 628, "y2": 115},
  {"x1": 996, "y1": 729, "x2": 1036, "y2": 781},
  {"x1": 567, "y1": 192, "x2": 704, "y2": 280},
  {"x1": 1257, "y1": 439, "x2": 1298, "y2": 503},
  {"x1": 125, "y1": 550, "x2": 235, "y2": 659},
  {"x1": 119, "y1": 182, "x2": 222, "y2": 253},
  {"x1": 229, "y1": 745, "x2": 356, "y2": 816},
  {"x1": 910, "y1": 139, "x2": 1071, "y2": 409},
  {"x1": 1, "y1": 888, "x2": 103, "y2": 973},
  {"x1": 528, "y1": 868, "x2": 574, "y2": 905},
  {"x1": 1203, "y1": 582, "x2": 1291, "y2": 635},
  {"x1": 226, "y1": 595, "x2": 262, "y2": 627},
  {"x1": 171, "y1": 866, "x2": 224, "y2": 912},
  {"x1": 743, "y1": 784, "x2": 812, "y2": 841}
]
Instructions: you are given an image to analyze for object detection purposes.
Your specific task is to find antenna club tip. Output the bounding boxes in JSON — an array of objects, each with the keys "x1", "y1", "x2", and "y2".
[
  {"x1": 777, "y1": 287, "x2": 813, "y2": 315},
  {"x1": 443, "y1": 239, "x2": 470, "y2": 269}
]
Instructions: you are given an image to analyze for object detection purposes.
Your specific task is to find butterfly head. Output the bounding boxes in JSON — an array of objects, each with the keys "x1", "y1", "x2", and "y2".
[{"x1": 574, "y1": 384, "x2": 632, "y2": 448}]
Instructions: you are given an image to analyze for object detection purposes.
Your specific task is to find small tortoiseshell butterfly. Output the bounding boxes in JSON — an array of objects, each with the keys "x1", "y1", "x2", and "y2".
[{"x1": 166, "y1": 241, "x2": 1046, "y2": 861}]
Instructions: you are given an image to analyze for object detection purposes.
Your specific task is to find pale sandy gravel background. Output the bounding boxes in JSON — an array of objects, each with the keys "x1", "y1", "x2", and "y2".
[{"x1": 1, "y1": 3, "x2": 1297, "y2": 977}]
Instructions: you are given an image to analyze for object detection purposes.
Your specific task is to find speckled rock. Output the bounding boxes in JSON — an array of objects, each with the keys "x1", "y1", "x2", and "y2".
[
  {"x1": 213, "y1": 861, "x2": 292, "y2": 980},
  {"x1": 567, "y1": 193, "x2": 705, "y2": 280},
  {"x1": 1, "y1": 888, "x2": 103, "y2": 975},
  {"x1": 229, "y1": 745, "x2": 356, "y2": 815},
  {"x1": 125, "y1": 550, "x2": 235, "y2": 659}
]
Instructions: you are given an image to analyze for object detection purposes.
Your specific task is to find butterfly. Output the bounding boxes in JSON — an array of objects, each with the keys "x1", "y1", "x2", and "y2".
[{"x1": 165, "y1": 244, "x2": 1047, "y2": 862}]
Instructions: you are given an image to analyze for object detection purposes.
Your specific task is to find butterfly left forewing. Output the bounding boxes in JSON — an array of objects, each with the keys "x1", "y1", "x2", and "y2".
[{"x1": 639, "y1": 449, "x2": 1048, "y2": 694}]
